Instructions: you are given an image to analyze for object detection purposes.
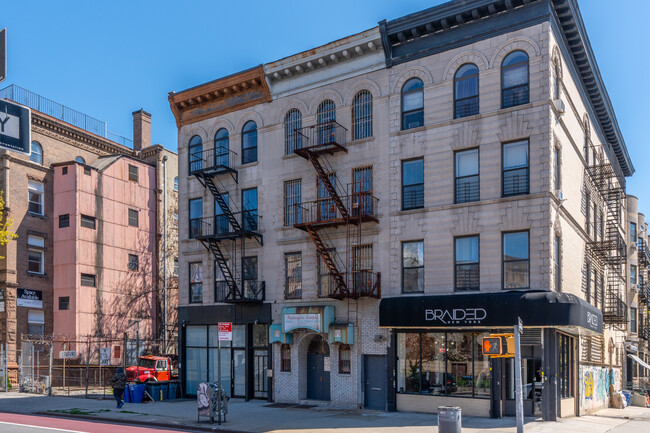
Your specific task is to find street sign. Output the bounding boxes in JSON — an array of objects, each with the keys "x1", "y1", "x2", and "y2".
[
  {"x1": 59, "y1": 350, "x2": 77, "y2": 359},
  {"x1": 218, "y1": 322, "x2": 232, "y2": 341},
  {"x1": 99, "y1": 347, "x2": 110, "y2": 366},
  {"x1": 0, "y1": 29, "x2": 5, "y2": 84},
  {"x1": 0, "y1": 99, "x2": 31, "y2": 155}
]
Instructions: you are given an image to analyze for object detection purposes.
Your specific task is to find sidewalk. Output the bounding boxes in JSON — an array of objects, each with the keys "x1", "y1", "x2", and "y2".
[{"x1": 0, "y1": 392, "x2": 649, "y2": 433}]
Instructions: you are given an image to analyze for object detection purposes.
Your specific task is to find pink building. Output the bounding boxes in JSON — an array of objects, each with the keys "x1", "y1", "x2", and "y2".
[{"x1": 53, "y1": 156, "x2": 157, "y2": 358}]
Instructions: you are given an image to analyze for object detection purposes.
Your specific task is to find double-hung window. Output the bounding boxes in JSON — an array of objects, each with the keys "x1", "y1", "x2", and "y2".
[
  {"x1": 284, "y1": 180, "x2": 302, "y2": 226},
  {"x1": 455, "y1": 149, "x2": 479, "y2": 203},
  {"x1": 631, "y1": 265, "x2": 637, "y2": 285},
  {"x1": 402, "y1": 159, "x2": 424, "y2": 210},
  {"x1": 455, "y1": 236, "x2": 479, "y2": 291},
  {"x1": 401, "y1": 78, "x2": 424, "y2": 130},
  {"x1": 352, "y1": 90, "x2": 373, "y2": 140},
  {"x1": 285, "y1": 252, "x2": 302, "y2": 299},
  {"x1": 284, "y1": 110, "x2": 302, "y2": 154},
  {"x1": 402, "y1": 241, "x2": 424, "y2": 293},
  {"x1": 242, "y1": 256, "x2": 259, "y2": 299},
  {"x1": 214, "y1": 193, "x2": 230, "y2": 236},
  {"x1": 128, "y1": 209, "x2": 138, "y2": 227},
  {"x1": 28, "y1": 310, "x2": 45, "y2": 335},
  {"x1": 242, "y1": 187, "x2": 258, "y2": 232},
  {"x1": 188, "y1": 136, "x2": 203, "y2": 173},
  {"x1": 631, "y1": 222, "x2": 637, "y2": 243},
  {"x1": 27, "y1": 235, "x2": 45, "y2": 275},
  {"x1": 503, "y1": 140, "x2": 529, "y2": 196},
  {"x1": 189, "y1": 262, "x2": 203, "y2": 303},
  {"x1": 241, "y1": 121, "x2": 258, "y2": 164},
  {"x1": 28, "y1": 180, "x2": 44, "y2": 215},
  {"x1": 189, "y1": 198, "x2": 203, "y2": 238},
  {"x1": 128, "y1": 164, "x2": 138, "y2": 182},
  {"x1": 454, "y1": 64, "x2": 479, "y2": 118},
  {"x1": 501, "y1": 51, "x2": 529, "y2": 108},
  {"x1": 503, "y1": 231, "x2": 529, "y2": 289},
  {"x1": 128, "y1": 254, "x2": 139, "y2": 271}
]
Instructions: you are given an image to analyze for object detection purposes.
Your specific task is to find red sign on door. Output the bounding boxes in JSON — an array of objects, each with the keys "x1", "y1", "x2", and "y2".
[{"x1": 218, "y1": 322, "x2": 232, "y2": 341}]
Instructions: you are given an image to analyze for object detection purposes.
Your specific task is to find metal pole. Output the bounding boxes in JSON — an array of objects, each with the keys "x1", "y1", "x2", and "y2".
[
  {"x1": 515, "y1": 318, "x2": 524, "y2": 433},
  {"x1": 136, "y1": 324, "x2": 140, "y2": 380},
  {"x1": 162, "y1": 155, "x2": 168, "y2": 354},
  {"x1": 31, "y1": 345, "x2": 34, "y2": 393},
  {"x1": 48, "y1": 336, "x2": 53, "y2": 396},
  {"x1": 63, "y1": 342, "x2": 66, "y2": 393},
  {"x1": 218, "y1": 339, "x2": 222, "y2": 425},
  {"x1": 85, "y1": 336, "x2": 90, "y2": 398},
  {"x1": 123, "y1": 333, "x2": 127, "y2": 371}
]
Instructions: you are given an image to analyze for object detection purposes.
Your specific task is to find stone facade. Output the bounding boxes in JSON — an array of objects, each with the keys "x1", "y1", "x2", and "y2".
[{"x1": 172, "y1": 0, "x2": 635, "y2": 417}]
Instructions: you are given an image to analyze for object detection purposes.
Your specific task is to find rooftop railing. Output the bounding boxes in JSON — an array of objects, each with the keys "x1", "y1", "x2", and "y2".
[{"x1": 0, "y1": 84, "x2": 133, "y2": 148}]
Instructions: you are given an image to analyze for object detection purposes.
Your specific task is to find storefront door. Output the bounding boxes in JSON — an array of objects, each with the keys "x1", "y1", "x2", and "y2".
[
  {"x1": 233, "y1": 349, "x2": 246, "y2": 397},
  {"x1": 307, "y1": 335, "x2": 330, "y2": 401},
  {"x1": 364, "y1": 355, "x2": 386, "y2": 410}
]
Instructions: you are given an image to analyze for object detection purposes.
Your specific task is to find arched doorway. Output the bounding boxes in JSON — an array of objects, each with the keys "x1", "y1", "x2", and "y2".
[{"x1": 307, "y1": 334, "x2": 330, "y2": 401}]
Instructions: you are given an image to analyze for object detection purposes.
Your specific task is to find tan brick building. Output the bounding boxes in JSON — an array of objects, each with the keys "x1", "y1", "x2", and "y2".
[{"x1": 171, "y1": 0, "x2": 637, "y2": 420}]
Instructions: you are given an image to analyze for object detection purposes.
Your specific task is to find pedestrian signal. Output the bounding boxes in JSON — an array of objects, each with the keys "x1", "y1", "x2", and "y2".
[{"x1": 482, "y1": 337, "x2": 503, "y2": 355}]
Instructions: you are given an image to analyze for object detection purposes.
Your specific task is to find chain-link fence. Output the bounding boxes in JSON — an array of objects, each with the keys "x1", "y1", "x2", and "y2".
[{"x1": 1, "y1": 334, "x2": 176, "y2": 398}]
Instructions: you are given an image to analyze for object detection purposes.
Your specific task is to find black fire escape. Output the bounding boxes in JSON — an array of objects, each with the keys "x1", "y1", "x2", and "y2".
[
  {"x1": 586, "y1": 160, "x2": 627, "y2": 328},
  {"x1": 638, "y1": 239, "x2": 650, "y2": 340},
  {"x1": 291, "y1": 121, "x2": 380, "y2": 299},
  {"x1": 189, "y1": 145, "x2": 264, "y2": 302}
]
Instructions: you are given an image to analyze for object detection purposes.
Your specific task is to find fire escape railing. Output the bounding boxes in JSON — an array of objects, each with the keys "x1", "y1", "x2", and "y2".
[
  {"x1": 292, "y1": 121, "x2": 380, "y2": 299},
  {"x1": 190, "y1": 145, "x2": 264, "y2": 303}
]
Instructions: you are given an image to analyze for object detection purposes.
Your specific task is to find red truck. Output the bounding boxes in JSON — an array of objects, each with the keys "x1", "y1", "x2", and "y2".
[{"x1": 126, "y1": 355, "x2": 177, "y2": 383}]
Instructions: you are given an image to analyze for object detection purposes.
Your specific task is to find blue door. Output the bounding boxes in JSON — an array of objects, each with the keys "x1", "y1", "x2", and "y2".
[{"x1": 307, "y1": 335, "x2": 330, "y2": 401}]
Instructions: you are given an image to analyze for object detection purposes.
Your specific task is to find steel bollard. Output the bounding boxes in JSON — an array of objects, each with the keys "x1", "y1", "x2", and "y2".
[{"x1": 438, "y1": 406, "x2": 462, "y2": 433}]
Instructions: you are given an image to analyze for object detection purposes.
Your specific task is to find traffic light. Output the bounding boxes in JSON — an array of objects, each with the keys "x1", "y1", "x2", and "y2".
[{"x1": 482, "y1": 336, "x2": 503, "y2": 355}]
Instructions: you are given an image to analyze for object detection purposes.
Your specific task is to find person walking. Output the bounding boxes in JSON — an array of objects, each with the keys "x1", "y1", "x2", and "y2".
[{"x1": 108, "y1": 367, "x2": 127, "y2": 408}]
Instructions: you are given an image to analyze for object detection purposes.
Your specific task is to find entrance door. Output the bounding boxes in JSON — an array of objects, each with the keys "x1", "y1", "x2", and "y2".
[
  {"x1": 307, "y1": 335, "x2": 330, "y2": 401},
  {"x1": 364, "y1": 355, "x2": 386, "y2": 410},
  {"x1": 253, "y1": 349, "x2": 268, "y2": 398},
  {"x1": 233, "y1": 349, "x2": 246, "y2": 397}
]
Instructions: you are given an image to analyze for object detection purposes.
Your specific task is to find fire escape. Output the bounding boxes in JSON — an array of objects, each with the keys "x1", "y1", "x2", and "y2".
[
  {"x1": 189, "y1": 145, "x2": 264, "y2": 302},
  {"x1": 638, "y1": 239, "x2": 650, "y2": 340},
  {"x1": 586, "y1": 156, "x2": 627, "y2": 329},
  {"x1": 291, "y1": 121, "x2": 380, "y2": 299}
]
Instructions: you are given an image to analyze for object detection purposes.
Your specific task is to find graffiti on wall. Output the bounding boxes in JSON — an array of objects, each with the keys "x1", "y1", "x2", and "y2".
[{"x1": 580, "y1": 366, "x2": 621, "y2": 413}]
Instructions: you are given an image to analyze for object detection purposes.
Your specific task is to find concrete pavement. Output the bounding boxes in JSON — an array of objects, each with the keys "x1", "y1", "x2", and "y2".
[{"x1": 0, "y1": 392, "x2": 648, "y2": 432}]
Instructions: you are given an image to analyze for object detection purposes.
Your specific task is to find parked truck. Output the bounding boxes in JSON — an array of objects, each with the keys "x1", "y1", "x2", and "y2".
[{"x1": 126, "y1": 355, "x2": 178, "y2": 383}]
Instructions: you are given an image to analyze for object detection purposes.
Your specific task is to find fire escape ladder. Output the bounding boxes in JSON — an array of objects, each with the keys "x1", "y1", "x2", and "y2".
[
  {"x1": 201, "y1": 239, "x2": 240, "y2": 301},
  {"x1": 305, "y1": 151, "x2": 348, "y2": 220},
  {"x1": 305, "y1": 226, "x2": 348, "y2": 297}
]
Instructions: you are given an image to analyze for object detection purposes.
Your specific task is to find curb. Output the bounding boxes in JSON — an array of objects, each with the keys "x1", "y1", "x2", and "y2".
[{"x1": 33, "y1": 411, "x2": 252, "y2": 433}]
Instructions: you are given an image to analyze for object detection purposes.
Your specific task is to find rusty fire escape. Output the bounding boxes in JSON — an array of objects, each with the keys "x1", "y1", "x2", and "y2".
[
  {"x1": 189, "y1": 145, "x2": 264, "y2": 303},
  {"x1": 638, "y1": 239, "x2": 650, "y2": 340},
  {"x1": 586, "y1": 152, "x2": 627, "y2": 329},
  {"x1": 291, "y1": 121, "x2": 380, "y2": 299}
]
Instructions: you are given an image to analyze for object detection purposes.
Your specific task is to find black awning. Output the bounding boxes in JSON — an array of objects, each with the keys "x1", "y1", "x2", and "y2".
[{"x1": 379, "y1": 290, "x2": 602, "y2": 333}]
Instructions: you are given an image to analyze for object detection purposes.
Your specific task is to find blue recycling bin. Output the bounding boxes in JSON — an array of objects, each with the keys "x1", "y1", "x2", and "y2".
[
  {"x1": 145, "y1": 382, "x2": 163, "y2": 401},
  {"x1": 123, "y1": 386, "x2": 132, "y2": 403},
  {"x1": 167, "y1": 382, "x2": 178, "y2": 400},
  {"x1": 131, "y1": 384, "x2": 145, "y2": 403}
]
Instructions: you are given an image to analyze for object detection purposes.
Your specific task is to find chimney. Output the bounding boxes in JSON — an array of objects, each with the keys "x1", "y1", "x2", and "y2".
[{"x1": 132, "y1": 109, "x2": 151, "y2": 151}]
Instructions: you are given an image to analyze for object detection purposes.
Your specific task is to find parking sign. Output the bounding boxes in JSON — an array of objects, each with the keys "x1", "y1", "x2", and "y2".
[{"x1": 218, "y1": 322, "x2": 232, "y2": 341}]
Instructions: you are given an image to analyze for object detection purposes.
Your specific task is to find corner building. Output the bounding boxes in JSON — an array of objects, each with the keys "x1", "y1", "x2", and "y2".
[{"x1": 171, "y1": 0, "x2": 634, "y2": 419}]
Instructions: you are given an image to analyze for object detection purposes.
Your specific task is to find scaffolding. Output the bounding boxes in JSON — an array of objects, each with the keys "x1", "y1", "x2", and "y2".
[
  {"x1": 586, "y1": 157, "x2": 627, "y2": 328},
  {"x1": 189, "y1": 144, "x2": 265, "y2": 303},
  {"x1": 291, "y1": 121, "x2": 381, "y2": 299}
]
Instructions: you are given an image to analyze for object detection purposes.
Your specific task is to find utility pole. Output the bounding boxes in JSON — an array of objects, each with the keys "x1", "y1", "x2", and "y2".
[
  {"x1": 162, "y1": 155, "x2": 168, "y2": 355},
  {"x1": 48, "y1": 336, "x2": 53, "y2": 396},
  {"x1": 514, "y1": 317, "x2": 524, "y2": 433}
]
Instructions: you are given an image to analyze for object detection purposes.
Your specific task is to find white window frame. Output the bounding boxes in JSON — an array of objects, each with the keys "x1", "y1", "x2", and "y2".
[
  {"x1": 28, "y1": 180, "x2": 45, "y2": 216},
  {"x1": 27, "y1": 235, "x2": 45, "y2": 275}
]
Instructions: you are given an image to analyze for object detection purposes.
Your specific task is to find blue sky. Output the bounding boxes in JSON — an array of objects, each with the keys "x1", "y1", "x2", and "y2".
[{"x1": 2, "y1": 1, "x2": 649, "y2": 212}]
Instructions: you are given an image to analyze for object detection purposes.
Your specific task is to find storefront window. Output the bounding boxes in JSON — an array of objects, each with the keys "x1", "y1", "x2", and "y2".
[
  {"x1": 397, "y1": 331, "x2": 489, "y2": 398},
  {"x1": 421, "y1": 333, "x2": 446, "y2": 394},
  {"x1": 185, "y1": 326, "x2": 207, "y2": 394},
  {"x1": 446, "y1": 333, "x2": 473, "y2": 396}
]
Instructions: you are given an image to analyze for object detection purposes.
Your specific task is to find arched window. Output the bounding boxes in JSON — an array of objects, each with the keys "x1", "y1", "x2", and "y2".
[
  {"x1": 401, "y1": 78, "x2": 424, "y2": 130},
  {"x1": 284, "y1": 109, "x2": 302, "y2": 154},
  {"x1": 173, "y1": 176, "x2": 179, "y2": 192},
  {"x1": 502, "y1": 51, "x2": 529, "y2": 108},
  {"x1": 454, "y1": 64, "x2": 479, "y2": 118},
  {"x1": 553, "y1": 60, "x2": 561, "y2": 100},
  {"x1": 241, "y1": 121, "x2": 257, "y2": 164},
  {"x1": 30, "y1": 141, "x2": 43, "y2": 165},
  {"x1": 352, "y1": 90, "x2": 373, "y2": 140},
  {"x1": 75, "y1": 156, "x2": 85, "y2": 164},
  {"x1": 214, "y1": 128, "x2": 229, "y2": 168},
  {"x1": 339, "y1": 344, "x2": 351, "y2": 374},
  {"x1": 188, "y1": 135, "x2": 203, "y2": 172},
  {"x1": 317, "y1": 100, "x2": 336, "y2": 145}
]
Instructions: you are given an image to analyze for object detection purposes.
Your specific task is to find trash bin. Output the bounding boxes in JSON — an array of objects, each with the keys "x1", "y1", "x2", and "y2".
[
  {"x1": 131, "y1": 384, "x2": 145, "y2": 403},
  {"x1": 145, "y1": 382, "x2": 162, "y2": 401},
  {"x1": 438, "y1": 406, "x2": 462, "y2": 433},
  {"x1": 167, "y1": 382, "x2": 178, "y2": 400},
  {"x1": 123, "y1": 386, "x2": 132, "y2": 403}
]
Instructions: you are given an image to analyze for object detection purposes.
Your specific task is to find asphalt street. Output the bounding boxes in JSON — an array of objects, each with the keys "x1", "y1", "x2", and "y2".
[{"x1": 0, "y1": 413, "x2": 196, "y2": 433}]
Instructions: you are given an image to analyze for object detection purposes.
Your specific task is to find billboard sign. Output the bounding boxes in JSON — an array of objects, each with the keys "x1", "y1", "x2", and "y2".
[
  {"x1": 16, "y1": 288, "x2": 42, "y2": 308},
  {"x1": 0, "y1": 98, "x2": 31, "y2": 155}
]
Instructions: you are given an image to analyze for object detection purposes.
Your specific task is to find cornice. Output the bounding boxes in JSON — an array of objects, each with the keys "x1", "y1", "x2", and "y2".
[
  {"x1": 168, "y1": 65, "x2": 271, "y2": 127},
  {"x1": 31, "y1": 112, "x2": 135, "y2": 157},
  {"x1": 264, "y1": 28, "x2": 382, "y2": 84}
]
